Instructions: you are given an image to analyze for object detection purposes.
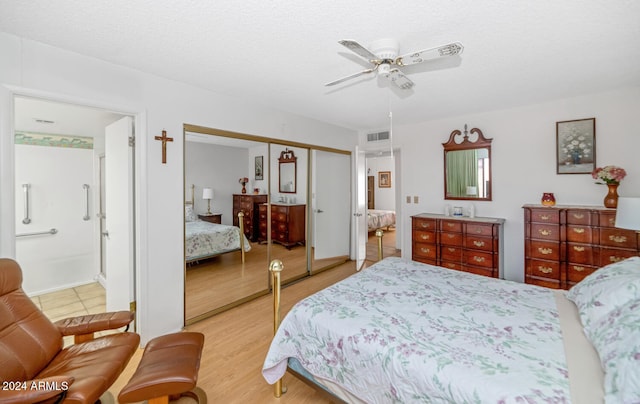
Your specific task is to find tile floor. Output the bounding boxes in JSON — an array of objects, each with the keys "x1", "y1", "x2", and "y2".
[{"x1": 31, "y1": 282, "x2": 106, "y2": 322}]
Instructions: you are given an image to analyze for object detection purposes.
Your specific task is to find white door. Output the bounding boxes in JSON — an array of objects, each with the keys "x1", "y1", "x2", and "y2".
[
  {"x1": 313, "y1": 150, "x2": 350, "y2": 260},
  {"x1": 104, "y1": 116, "x2": 134, "y2": 311},
  {"x1": 354, "y1": 147, "x2": 367, "y2": 270}
]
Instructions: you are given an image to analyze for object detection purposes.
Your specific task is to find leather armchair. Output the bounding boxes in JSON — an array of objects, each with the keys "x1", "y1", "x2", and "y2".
[{"x1": 0, "y1": 258, "x2": 140, "y2": 404}]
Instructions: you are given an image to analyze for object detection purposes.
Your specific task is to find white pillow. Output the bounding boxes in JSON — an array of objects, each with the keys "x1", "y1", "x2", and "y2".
[
  {"x1": 584, "y1": 298, "x2": 640, "y2": 403},
  {"x1": 566, "y1": 256, "x2": 640, "y2": 329},
  {"x1": 185, "y1": 205, "x2": 198, "y2": 222}
]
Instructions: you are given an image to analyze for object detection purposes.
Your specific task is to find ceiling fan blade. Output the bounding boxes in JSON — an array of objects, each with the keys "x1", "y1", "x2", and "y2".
[
  {"x1": 338, "y1": 40, "x2": 381, "y2": 63},
  {"x1": 396, "y1": 42, "x2": 464, "y2": 66},
  {"x1": 387, "y1": 69, "x2": 414, "y2": 90},
  {"x1": 325, "y1": 68, "x2": 375, "y2": 87}
]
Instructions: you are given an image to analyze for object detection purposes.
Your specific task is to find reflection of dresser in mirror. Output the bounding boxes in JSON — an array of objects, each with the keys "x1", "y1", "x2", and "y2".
[
  {"x1": 233, "y1": 194, "x2": 267, "y2": 241},
  {"x1": 259, "y1": 203, "x2": 306, "y2": 249}
]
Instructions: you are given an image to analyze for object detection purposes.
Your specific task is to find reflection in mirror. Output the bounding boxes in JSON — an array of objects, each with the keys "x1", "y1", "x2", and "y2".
[
  {"x1": 184, "y1": 131, "x2": 270, "y2": 324},
  {"x1": 278, "y1": 148, "x2": 297, "y2": 193},
  {"x1": 443, "y1": 125, "x2": 492, "y2": 201}
]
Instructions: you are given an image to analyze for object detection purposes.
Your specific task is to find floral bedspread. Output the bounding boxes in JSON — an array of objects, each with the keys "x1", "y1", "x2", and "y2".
[
  {"x1": 262, "y1": 257, "x2": 570, "y2": 403},
  {"x1": 185, "y1": 220, "x2": 250, "y2": 261},
  {"x1": 368, "y1": 209, "x2": 396, "y2": 231}
]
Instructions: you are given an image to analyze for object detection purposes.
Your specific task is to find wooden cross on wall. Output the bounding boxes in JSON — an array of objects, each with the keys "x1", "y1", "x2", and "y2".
[{"x1": 154, "y1": 130, "x2": 173, "y2": 164}]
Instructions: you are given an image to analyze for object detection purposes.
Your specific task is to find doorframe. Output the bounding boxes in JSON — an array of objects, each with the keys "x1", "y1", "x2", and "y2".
[{"x1": 0, "y1": 84, "x2": 147, "y2": 327}]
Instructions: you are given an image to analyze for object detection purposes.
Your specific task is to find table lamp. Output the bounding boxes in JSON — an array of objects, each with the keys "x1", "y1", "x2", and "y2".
[{"x1": 202, "y1": 188, "x2": 214, "y2": 215}]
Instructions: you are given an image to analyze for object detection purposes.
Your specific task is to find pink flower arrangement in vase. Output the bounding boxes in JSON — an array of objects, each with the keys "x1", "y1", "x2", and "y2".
[
  {"x1": 238, "y1": 177, "x2": 249, "y2": 194},
  {"x1": 591, "y1": 165, "x2": 626, "y2": 208}
]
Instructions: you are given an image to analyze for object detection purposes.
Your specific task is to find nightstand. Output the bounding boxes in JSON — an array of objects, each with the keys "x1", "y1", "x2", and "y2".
[{"x1": 198, "y1": 213, "x2": 222, "y2": 224}]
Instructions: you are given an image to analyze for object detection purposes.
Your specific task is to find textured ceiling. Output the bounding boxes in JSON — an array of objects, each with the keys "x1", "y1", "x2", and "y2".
[{"x1": 1, "y1": 1, "x2": 639, "y2": 131}]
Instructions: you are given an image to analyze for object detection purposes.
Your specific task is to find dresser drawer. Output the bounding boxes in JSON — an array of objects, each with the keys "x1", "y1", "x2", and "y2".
[
  {"x1": 413, "y1": 217, "x2": 436, "y2": 230},
  {"x1": 413, "y1": 242, "x2": 436, "y2": 260},
  {"x1": 528, "y1": 208, "x2": 560, "y2": 223},
  {"x1": 566, "y1": 225, "x2": 594, "y2": 243},
  {"x1": 528, "y1": 240, "x2": 561, "y2": 260},
  {"x1": 441, "y1": 245, "x2": 462, "y2": 261},
  {"x1": 598, "y1": 211, "x2": 617, "y2": 228},
  {"x1": 466, "y1": 223, "x2": 494, "y2": 237},
  {"x1": 599, "y1": 228, "x2": 637, "y2": 249},
  {"x1": 567, "y1": 243, "x2": 597, "y2": 265},
  {"x1": 529, "y1": 223, "x2": 561, "y2": 241},
  {"x1": 464, "y1": 250, "x2": 494, "y2": 268},
  {"x1": 566, "y1": 209, "x2": 595, "y2": 225},
  {"x1": 441, "y1": 261, "x2": 463, "y2": 271},
  {"x1": 273, "y1": 212, "x2": 288, "y2": 222},
  {"x1": 567, "y1": 263, "x2": 597, "y2": 283},
  {"x1": 599, "y1": 248, "x2": 637, "y2": 266},
  {"x1": 464, "y1": 236, "x2": 494, "y2": 252},
  {"x1": 441, "y1": 220, "x2": 462, "y2": 233},
  {"x1": 527, "y1": 258, "x2": 561, "y2": 280},
  {"x1": 414, "y1": 230, "x2": 435, "y2": 245},
  {"x1": 440, "y1": 231, "x2": 463, "y2": 246}
]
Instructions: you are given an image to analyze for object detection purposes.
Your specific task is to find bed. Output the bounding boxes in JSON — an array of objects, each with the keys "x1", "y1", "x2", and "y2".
[
  {"x1": 367, "y1": 209, "x2": 395, "y2": 232},
  {"x1": 263, "y1": 256, "x2": 640, "y2": 403},
  {"x1": 185, "y1": 204, "x2": 250, "y2": 263}
]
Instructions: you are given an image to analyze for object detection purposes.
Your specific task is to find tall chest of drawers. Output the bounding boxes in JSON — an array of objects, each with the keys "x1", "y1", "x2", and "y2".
[
  {"x1": 411, "y1": 213, "x2": 505, "y2": 278},
  {"x1": 233, "y1": 194, "x2": 267, "y2": 241},
  {"x1": 258, "y1": 203, "x2": 306, "y2": 249},
  {"x1": 523, "y1": 204, "x2": 639, "y2": 289}
]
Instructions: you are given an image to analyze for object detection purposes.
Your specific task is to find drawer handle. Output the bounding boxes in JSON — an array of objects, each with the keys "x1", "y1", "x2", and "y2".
[
  {"x1": 538, "y1": 247, "x2": 553, "y2": 255},
  {"x1": 537, "y1": 266, "x2": 553, "y2": 274},
  {"x1": 609, "y1": 235, "x2": 627, "y2": 243},
  {"x1": 473, "y1": 256, "x2": 485, "y2": 263},
  {"x1": 473, "y1": 240, "x2": 485, "y2": 247},
  {"x1": 610, "y1": 256, "x2": 623, "y2": 263},
  {"x1": 538, "y1": 229, "x2": 552, "y2": 236},
  {"x1": 421, "y1": 247, "x2": 431, "y2": 253},
  {"x1": 421, "y1": 222, "x2": 429, "y2": 228},
  {"x1": 609, "y1": 218, "x2": 615, "y2": 226},
  {"x1": 475, "y1": 229, "x2": 484, "y2": 234},
  {"x1": 573, "y1": 228, "x2": 585, "y2": 234},
  {"x1": 573, "y1": 246, "x2": 585, "y2": 252},
  {"x1": 573, "y1": 265, "x2": 586, "y2": 272},
  {"x1": 421, "y1": 234, "x2": 430, "y2": 240},
  {"x1": 540, "y1": 214, "x2": 551, "y2": 220},
  {"x1": 572, "y1": 213, "x2": 585, "y2": 219},
  {"x1": 447, "y1": 223, "x2": 455, "y2": 228},
  {"x1": 448, "y1": 248, "x2": 456, "y2": 252}
]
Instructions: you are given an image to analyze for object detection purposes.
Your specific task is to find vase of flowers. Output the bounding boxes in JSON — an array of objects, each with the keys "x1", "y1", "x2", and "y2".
[
  {"x1": 238, "y1": 177, "x2": 249, "y2": 194},
  {"x1": 591, "y1": 165, "x2": 627, "y2": 208}
]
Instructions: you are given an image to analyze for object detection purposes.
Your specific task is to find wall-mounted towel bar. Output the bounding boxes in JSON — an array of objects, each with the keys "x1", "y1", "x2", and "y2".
[
  {"x1": 83, "y1": 184, "x2": 90, "y2": 221},
  {"x1": 22, "y1": 183, "x2": 31, "y2": 224},
  {"x1": 16, "y1": 228, "x2": 58, "y2": 238}
]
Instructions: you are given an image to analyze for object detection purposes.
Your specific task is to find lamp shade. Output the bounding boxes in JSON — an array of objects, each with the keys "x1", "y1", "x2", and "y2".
[
  {"x1": 202, "y1": 188, "x2": 214, "y2": 200},
  {"x1": 615, "y1": 197, "x2": 640, "y2": 231}
]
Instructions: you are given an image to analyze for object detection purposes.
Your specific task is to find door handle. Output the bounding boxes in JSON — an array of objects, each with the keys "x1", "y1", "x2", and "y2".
[
  {"x1": 316, "y1": 209, "x2": 324, "y2": 213},
  {"x1": 353, "y1": 213, "x2": 363, "y2": 217},
  {"x1": 102, "y1": 231, "x2": 110, "y2": 238}
]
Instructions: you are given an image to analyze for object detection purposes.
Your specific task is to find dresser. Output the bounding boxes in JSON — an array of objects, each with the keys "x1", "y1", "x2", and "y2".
[
  {"x1": 523, "y1": 204, "x2": 639, "y2": 289},
  {"x1": 258, "y1": 203, "x2": 306, "y2": 249},
  {"x1": 233, "y1": 194, "x2": 267, "y2": 241},
  {"x1": 411, "y1": 213, "x2": 505, "y2": 278}
]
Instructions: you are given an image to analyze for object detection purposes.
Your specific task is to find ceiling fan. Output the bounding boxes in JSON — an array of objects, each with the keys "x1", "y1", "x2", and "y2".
[{"x1": 325, "y1": 38, "x2": 463, "y2": 90}]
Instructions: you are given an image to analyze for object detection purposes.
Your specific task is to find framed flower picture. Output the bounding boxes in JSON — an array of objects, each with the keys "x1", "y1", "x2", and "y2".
[{"x1": 556, "y1": 118, "x2": 596, "y2": 174}]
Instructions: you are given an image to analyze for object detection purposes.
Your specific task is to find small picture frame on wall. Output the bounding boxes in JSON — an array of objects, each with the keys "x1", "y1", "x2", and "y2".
[
  {"x1": 378, "y1": 171, "x2": 391, "y2": 188},
  {"x1": 255, "y1": 156, "x2": 264, "y2": 180},
  {"x1": 556, "y1": 118, "x2": 596, "y2": 174}
]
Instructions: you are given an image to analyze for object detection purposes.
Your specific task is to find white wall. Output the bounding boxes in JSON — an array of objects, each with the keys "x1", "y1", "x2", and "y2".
[
  {"x1": 393, "y1": 86, "x2": 640, "y2": 282},
  {"x1": 366, "y1": 156, "x2": 396, "y2": 210},
  {"x1": 0, "y1": 33, "x2": 357, "y2": 344},
  {"x1": 15, "y1": 144, "x2": 96, "y2": 294}
]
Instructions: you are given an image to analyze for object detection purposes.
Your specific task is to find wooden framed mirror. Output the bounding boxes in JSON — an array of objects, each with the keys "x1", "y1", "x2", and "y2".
[
  {"x1": 278, "y1": 148, "x2": 297, "y2": 194},
  {"x1": 443, "y1": 125, "x2": 492, "y2": 201}
]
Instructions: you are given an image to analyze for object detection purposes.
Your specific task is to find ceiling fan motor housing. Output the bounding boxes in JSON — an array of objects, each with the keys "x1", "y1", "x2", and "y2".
[{"x1": 369, "y1": 38, "x2": 399, "y2": 60}]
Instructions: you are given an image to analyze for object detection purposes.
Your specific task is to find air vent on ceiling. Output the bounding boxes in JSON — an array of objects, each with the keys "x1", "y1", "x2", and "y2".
[{"x1": 367, "y1": 131, "x2": 390, "y2": 142}]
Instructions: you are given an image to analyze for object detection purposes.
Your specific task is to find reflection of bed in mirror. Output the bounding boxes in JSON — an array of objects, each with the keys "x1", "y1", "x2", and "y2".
[
  {"x1": 185, "y1": 203, "x2": 250, "y2": 264},
  {"x1": 367, "y1": 209, "x2": 395, "y2": 232}
]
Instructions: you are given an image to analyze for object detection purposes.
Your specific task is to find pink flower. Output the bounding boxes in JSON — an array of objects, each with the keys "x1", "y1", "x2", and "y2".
[{"x1": 591, "y1": 165, "x2": 626, "y2": 185}]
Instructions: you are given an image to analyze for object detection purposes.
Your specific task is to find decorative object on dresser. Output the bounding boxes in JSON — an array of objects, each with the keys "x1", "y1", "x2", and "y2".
[
  {"x1": 259, "y1": 203, "x2": 306, "y2": 249},
  {"x1": 198, "y1": 213, "x2": 221, "y2": 224},
  {"x1": 541, "y1": 192, "x2": 556, "y2": 206},
  {"x1": 411, "y1": 213, "x2": 505, "y2": 278},
  {"x1": 233, "y1": 194, "x2": 267, "y2": 241},
  {"x1": 443, "y1": 125, "x2": 492, "y2": 201},
  {"x1": 202, "y1": 187, "x2": 214, "y2": 214},
  {"x1": 591, "y1": 165, "x2": 627, "y2": 208},
  {"x1": 523, "y1": 204, "x2": 640, "y2": 289},
  {"x1": 556, "y1": 118, "x2": 595, "y2": 174},
  {"x1": 238, "y1": 177, "x2": 249, "y2": 194}
]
